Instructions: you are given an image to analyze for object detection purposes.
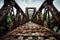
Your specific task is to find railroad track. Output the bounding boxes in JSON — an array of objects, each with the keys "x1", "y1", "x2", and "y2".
[{"x1": 1, "y1": 21, "x2": 59, "y2": 40}]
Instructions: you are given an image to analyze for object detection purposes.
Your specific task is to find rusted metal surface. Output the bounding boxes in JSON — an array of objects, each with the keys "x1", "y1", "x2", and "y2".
[
  {"x1": 47, "y1": 4, "x2": 60, "y2": 26},
  {"x1": 31, "y1": 0, "x2": 60, "y2": 31},
  {"x1": 1, "y1": 21, "x2": 59, "y2": 40},
  {"x1": 0, "y1": 0, "x2": 60, "y2": 40},
  {"x1": 0, "y1": 5, "x2": 12, "y2": 22}
]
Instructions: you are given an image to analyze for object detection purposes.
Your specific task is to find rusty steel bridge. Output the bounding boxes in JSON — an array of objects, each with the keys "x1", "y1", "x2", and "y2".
[{"x1": 0, "y1": 0, "x2": 60, "y2": 40}]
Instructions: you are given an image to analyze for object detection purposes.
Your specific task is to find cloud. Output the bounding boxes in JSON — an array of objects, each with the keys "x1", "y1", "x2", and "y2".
[
  {"x1": 16, "y1": 0, "x2": 44, "y2": 13},
  {"x1": 0, "y1": 0, "x2": 4, "y2": 9},
  {"x1": 0, "y1": 0, "x2": 60, "y2": 12},
  {"x1": 53, "y1": 0, "x2": 60, "y2": 11}
]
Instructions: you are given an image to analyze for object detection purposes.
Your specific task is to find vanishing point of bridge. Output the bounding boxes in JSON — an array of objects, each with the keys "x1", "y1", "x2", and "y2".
[{"x1": 0, "y1": 0, "x2": 60, "y2": 40}]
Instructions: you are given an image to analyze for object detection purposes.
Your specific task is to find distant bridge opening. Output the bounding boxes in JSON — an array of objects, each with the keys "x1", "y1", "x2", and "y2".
[{"x1": 25, "y1": 7, "x2": 36, "y2": 20}]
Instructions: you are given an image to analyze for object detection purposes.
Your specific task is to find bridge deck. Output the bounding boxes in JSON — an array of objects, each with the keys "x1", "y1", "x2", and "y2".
[{"x1": 2, "y1": 21, "x2": 58, "y2": 40}]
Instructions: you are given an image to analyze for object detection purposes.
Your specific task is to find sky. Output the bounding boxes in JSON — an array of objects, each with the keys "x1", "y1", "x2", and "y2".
[{"x1": 0, "y1": 0, "x2": 60, "y2": 13}]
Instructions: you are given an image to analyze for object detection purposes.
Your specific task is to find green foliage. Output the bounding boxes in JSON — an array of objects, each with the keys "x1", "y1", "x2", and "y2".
[
  {"x1": 0, "y1": 25, "x2": 5, "y2": 35},
  {"x1": 0, "y1": 25, "x2": 5, "y2": 32},
  {"x1": 6, "y1": 12, "x2": 12, "y2": 30},
  {"x1": 0, "y1": 12, "x2": 12, "y2": 36}
]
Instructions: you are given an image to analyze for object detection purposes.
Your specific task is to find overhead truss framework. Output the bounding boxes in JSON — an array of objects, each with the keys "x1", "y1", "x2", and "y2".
[
  {"x1": 31, "y1": 0, "x2": 60, "y2": 31},
  {"x1": 0, "y1": 0, "x2": 29, "y2": 30},
  {"x1": 0, "y1": 0, "x2": 60, "y2": 40},
  {"x1": 0, "y1": 0, "x2": 60, "y2": 31},
  {"x1": 0, "y1": 0, "x2": 60, "y2": 32}
]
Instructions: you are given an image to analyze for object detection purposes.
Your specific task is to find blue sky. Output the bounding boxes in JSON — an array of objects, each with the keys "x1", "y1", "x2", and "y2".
[{"x1": 0, "y1": 0, "x2": 60, "y2": 12}]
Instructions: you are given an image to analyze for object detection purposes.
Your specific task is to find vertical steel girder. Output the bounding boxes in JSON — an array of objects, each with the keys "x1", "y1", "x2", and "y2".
[
  {"x1": 32, "y1": 0, "x2": 60, "y2": 27},
  {"x1": 46, "y1": 2, "x2": 60, "y2": 27},
  {"x1": 1, "y1": 0, "x2": 60, "y2": 28},
  {"x1": 32, "y1": 1, "x2": 46, "y2": 19},
  {"x1": 4, "y1": 0, "x2": 28, "y2": 19},
  {"x1": 11, "y1": 0, "x2": 28, "y2": 19},
  {"x1": 0, "y1": 5, "x2": 12, "y2": 22}
]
